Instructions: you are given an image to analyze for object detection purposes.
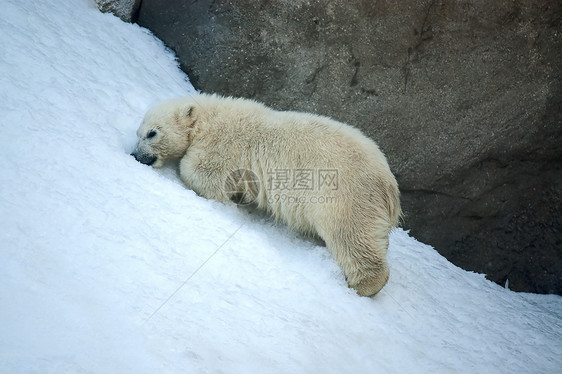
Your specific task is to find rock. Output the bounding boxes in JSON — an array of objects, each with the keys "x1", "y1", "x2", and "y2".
[
  {"x1": 136, "y1": 0, "x2": 562, "y2": 294},
  {"x1": 94, "y1": 0, "x2": 142, "y2": 23}
]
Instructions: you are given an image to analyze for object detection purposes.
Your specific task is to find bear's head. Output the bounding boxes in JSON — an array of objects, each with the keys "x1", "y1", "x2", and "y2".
[{"x1": 131, "y1": 97, "x2": 196, "y2": 168}]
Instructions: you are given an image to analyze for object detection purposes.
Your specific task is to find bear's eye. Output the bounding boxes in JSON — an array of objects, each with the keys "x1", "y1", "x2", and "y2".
[{"x1": 146, "y1": 130, "x2": 157, "y2": 139}]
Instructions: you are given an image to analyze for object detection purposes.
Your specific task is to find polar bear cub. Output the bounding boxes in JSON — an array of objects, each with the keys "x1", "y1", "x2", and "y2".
[{"x1": 132, "y1": 94, "x2": 401, "y2": 296}]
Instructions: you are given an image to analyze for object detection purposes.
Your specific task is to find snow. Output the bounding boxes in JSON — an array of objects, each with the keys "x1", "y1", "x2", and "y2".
[{"x1": 0, "y1": 1, "x2": 560, "y2": 373}]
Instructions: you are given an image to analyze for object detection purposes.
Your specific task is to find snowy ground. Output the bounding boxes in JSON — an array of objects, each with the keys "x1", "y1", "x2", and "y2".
[{"x1": 1, "y1": 1, "x2": 561, "y2": 373}]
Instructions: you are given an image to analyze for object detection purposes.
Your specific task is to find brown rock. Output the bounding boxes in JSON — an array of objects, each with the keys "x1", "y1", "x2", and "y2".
[{"x1": 94, "y1": 0, "x2": 142, "y2": 23}]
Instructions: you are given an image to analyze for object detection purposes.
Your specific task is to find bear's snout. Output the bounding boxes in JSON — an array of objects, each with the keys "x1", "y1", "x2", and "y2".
[{"x1": 131, "y1": 151, "x2": 157, "y2": 166}]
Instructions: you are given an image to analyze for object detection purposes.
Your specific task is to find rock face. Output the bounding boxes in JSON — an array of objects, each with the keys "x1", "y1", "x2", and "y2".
[
  {"x1": 94, "y1": 0, "x2": 142, "y2": 22},
  {"x1": 136, "y1": 0, "x2": 562, "y2": 294}
]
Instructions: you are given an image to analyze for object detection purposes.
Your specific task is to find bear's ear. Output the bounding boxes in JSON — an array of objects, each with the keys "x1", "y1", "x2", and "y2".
[
  {"x1": 174, "y1": 105, "x2": 195, "y2": 129},
  {"x1": 181, "y1": 105, "x2": 193, "y2": 118}
]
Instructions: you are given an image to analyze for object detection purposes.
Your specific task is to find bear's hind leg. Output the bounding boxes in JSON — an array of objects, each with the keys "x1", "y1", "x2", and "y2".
[
  {"x1": 347, "y1": 236, "x2": 390, "y2": 297},
  {"x1": 321, "y1": 227, "x2": 391, "y2": 297}
]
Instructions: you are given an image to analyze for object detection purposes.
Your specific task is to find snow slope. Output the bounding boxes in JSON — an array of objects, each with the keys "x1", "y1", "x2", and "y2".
[{"x1": 0, "y1": 1, "x2": 560, "y2": 373}]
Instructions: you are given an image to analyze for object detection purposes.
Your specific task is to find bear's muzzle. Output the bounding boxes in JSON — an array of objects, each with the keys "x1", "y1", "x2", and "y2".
[{"x1": 131, "y1": 151, "x2": 157, "y2": 166}]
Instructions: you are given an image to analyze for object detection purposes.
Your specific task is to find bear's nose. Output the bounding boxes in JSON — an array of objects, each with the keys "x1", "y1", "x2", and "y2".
[
  {"x1": 143, "y1": 156, "x2": 157, "y2": 166},
  {"x1": 131, "y1": 152, "x2": 157, "y2": 166}
]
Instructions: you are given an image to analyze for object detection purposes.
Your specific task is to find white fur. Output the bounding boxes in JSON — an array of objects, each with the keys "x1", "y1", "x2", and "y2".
[{"x1": 132, "y1": 94, "x2": 401, "y2": 296}]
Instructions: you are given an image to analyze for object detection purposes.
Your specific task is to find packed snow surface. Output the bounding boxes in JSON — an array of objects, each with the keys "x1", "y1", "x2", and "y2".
[{"x1": 1, "y1": 1, "x2": 561, "y2": 373}]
